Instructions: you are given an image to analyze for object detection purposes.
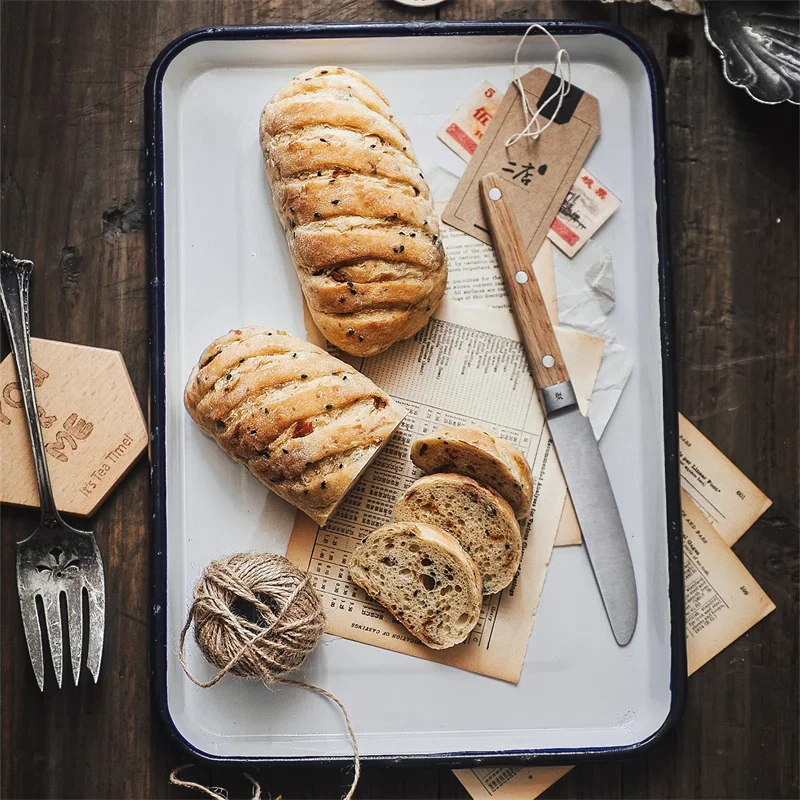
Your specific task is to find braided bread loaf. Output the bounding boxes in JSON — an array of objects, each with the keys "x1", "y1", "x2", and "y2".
[
  {"x1": 260, "y1": 66, "x2": 447, "y2": 357},
  {"x1": 185, "y1": 327, "x2": 405, "y2": 525}
]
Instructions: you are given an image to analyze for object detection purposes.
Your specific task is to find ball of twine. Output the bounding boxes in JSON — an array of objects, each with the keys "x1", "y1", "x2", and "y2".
[
  {"x1": 179, "y1": 552, "x2": 325, "y2": 685},
  {"x1": 176, "y1": 552, "x2": 359, "y2": 800}
]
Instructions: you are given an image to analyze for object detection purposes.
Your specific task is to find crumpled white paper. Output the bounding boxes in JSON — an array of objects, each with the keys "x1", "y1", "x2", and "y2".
[
  {"x1": 425, "y1": 163, "x2": 461, "y2": 203},
  {"x1": 552, "y1": 240, "x2": 632, "y2": 440},
  {"x1": 583, "y1": 248, "x2": 616, "y2": 315}
]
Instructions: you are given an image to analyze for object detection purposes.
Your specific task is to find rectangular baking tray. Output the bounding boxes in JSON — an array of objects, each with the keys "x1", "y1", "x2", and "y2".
[{"x1": 146, "y1": 21, "x2": 685, "y2": 766}]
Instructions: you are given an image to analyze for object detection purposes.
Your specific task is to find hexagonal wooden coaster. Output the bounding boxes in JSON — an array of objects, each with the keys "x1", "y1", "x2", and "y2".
[{"x1": 0, "y1": 338, "x2": 148, "y2": 516}]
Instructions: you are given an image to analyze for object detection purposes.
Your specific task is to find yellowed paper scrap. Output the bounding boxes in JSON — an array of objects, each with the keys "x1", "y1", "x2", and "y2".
[
  {"x1": 681, "y1": 489, "x2": 775, "y2": 674},
  {"x1": 288, "y1": 299, "x2": 604, "y2": 682},
  {"x1": 554, "y1": 501, "x2": 582, "y2": 547},
  {"x1": 454, "y1": 488, "x2": 776, "y2": 799},
  {"x1": 679, "y1": 414, "x2": 772, "y2": 545},
  {"x1": 454, "y1": 765, "x2": 574, "y2": 800}
]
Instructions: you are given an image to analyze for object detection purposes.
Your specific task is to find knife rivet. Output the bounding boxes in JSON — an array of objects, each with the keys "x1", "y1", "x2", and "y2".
[
  {"x1": 542, "y1": 355, "x2": 555, "y2": 368},
  {"x1": 488, "y1": 187, "x2": 502, "y2": 201},
  {"x1": 515, "y1": 270, "x2": 528, "y2": 284}
]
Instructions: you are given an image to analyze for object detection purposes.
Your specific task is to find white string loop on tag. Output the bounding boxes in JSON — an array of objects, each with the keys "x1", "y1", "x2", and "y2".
[{"x1": 505, "y1": 24, "x2": 572, "y2": 148}]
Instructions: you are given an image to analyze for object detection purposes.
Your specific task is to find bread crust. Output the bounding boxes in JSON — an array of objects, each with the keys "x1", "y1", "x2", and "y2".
[
  {"x1": 349, "y1": 522, "x2": 482, "y2": 649},
  {"x1": 184, "y1": 326, "x2": 405, "y2": 525},
  {"x1": 410, "y1": 425, "x2": 534, "y2": 519},
  {"x1": 394, "y1": 473, "x2": 522, "y2": 594},
  {"x1": 260, "y1": 66, "x2": 447, "y2": 357}
]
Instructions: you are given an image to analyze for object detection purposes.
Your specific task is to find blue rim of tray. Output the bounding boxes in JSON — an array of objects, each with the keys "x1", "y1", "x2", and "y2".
[{"x1": 145, "y1": 20, "x2": 686, "y2": 768}]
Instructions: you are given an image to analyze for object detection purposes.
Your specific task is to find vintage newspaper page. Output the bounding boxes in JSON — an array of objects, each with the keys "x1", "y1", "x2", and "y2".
[
  {"x1": 681, "y1": 489, "x2": 775, "y2": 674},
  {"x1": 308, "y1": 213, "x2": 597, "y2": 554},
  {"x1": 287, "y1": 299, "x2": 602, "y2": 682},
  {"x1": 679, "y1": 414, "x2": 772, "y2": 545},
  {"x1": 454, "y1": 488, "x2": 775, "y2": 798}
]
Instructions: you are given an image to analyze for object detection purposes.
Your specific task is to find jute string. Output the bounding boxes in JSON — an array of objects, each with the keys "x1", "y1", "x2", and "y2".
[
  {"x1": 171, "y1": 553, "x2": 360, "y2": 800},
  {"x1": 169, "y1": 766, "x2": 261, "y2": 800},
  {"x1": 505, "y1": 24, "x2": 572, "y2": 148}
]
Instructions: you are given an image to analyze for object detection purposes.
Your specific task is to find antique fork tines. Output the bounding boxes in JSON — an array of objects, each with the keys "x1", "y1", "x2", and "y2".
[{"x1": 0, "y1": 252, "x2": 105, "y2": 690}]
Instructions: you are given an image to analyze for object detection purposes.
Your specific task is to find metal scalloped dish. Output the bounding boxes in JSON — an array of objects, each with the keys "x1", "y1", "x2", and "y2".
[{"x1": 703, "y1": 1, "x2": 800, "y2": 105}]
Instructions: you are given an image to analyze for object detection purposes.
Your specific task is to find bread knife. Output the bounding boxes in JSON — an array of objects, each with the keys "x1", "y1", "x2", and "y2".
[{"x1": 479, "y1": 173, "x2": 638, "y2": 646}]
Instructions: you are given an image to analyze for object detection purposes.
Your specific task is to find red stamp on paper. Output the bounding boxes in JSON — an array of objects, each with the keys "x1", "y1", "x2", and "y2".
[
  {"x1": 550, "y1": 217, "x2": 580, "y2": 247},
  {"x1": 445, "y1": 123, "x2": 477, "y2": 155}
]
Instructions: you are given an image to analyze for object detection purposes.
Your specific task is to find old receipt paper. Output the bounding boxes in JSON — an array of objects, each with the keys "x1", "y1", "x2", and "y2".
[{"x1": 287, "y1": 299, "x2": 602, "y2": 682}]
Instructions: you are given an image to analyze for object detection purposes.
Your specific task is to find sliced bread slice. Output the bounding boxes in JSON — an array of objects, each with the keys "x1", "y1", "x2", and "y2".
[
  {"x1": 410, "y1": 425, "x2": 534, "y2": 519},
  {"x1": 348, "y1": 522, "x2": 482, "y2": 649},
  {"x1": 394, "y1": 474, "x2": 522, "y2": 594}
]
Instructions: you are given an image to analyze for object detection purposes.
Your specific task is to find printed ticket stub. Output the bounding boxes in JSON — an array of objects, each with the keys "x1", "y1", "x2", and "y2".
[
  {"x1": 547, "y1": 168, "x2": 621, "y2": 257},
  {"x1": 454, "y1": 490, "x2": 775, "y2": 799},
  {"x1": 437, "y1": 81, "x2": 502, "y2": 161}
]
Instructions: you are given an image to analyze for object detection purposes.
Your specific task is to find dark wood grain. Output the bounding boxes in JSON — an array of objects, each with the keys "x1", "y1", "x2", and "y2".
[{"x1": 1, "y1": 1, "x2": 797, "y2": 799}]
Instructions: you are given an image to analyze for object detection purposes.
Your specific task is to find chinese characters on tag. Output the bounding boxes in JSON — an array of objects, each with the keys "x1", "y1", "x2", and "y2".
[{"x1": 501, "y1": 160, "x2": 548, "y2": 186}]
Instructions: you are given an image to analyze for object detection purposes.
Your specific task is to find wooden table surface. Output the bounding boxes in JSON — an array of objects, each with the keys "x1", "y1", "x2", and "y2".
[{"x1": 1, "y1": 2, "x2": 797, "y2": 798}]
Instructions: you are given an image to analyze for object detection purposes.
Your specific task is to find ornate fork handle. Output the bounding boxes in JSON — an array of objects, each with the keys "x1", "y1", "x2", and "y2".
[{"x1": 0, "y1": 252, "x2": 62, "y2": 530}]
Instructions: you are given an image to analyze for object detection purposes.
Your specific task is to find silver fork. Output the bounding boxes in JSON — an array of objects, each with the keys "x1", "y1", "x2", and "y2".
[{"x1": 0, "y1": 251, "x2": 105, "y2": 690}]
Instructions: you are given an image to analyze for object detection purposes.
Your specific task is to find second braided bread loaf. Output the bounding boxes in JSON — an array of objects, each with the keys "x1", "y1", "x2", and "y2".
[{"x1": 184, "y1": 327, "x2": 405, "y2": 525}]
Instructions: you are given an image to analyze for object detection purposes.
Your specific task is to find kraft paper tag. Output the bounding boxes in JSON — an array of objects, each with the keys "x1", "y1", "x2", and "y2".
[
  {"x1": 442, "y1": 68, "x2": 600, "y2": 260},
  {"x1": 0, "y1": 338, "x2": 148, "y2": 517}
]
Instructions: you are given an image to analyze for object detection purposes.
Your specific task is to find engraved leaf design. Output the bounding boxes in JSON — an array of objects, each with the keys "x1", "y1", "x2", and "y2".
[{"x1": 36, "y1": 547, "x2": 81, "y2": 578}]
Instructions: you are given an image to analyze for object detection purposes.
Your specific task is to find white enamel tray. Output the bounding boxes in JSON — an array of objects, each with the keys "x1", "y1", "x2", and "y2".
[{"x1": 147, "y1": 21, "x2": 685, "y2": 766}]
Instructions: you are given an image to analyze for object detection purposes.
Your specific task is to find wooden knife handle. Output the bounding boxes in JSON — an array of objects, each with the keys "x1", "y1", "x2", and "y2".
[{"x1": 479, "y1": 173, "x2": 570, "y2": 389}]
